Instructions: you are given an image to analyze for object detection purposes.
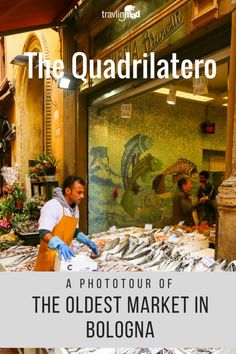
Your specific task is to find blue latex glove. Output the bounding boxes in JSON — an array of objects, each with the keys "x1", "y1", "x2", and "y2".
[
  {"x1": 77, "y1": 232, "x2": 99, "y2": 255},
  {"x1": 48, "y1": 236, "x2": 75, "y2": 261},
  {"x1": 86, "y1": 239, "x2": 99, "y2": 255},
  {"x1": 76, "y1": 231, "x2": 90, "y2": 244}
]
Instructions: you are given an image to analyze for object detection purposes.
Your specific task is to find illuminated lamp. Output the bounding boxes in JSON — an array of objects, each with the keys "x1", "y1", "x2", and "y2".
[{"x1": 58, "y1": 75, "x2": 77, "y2": 90}]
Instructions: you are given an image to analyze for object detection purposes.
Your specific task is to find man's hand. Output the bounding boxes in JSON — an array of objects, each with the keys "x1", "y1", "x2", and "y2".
[
  {"x1": 48, "y1": 236, "x2": 75, "y2": 261},
  {"x1": 86, "y1": 239, "x2": 99, "y2": 255},
  {"x1": 57, "y1": 244, "x2": 75, "y2": 261},
  {"x1": 77, "y1": 232, "x2": 99, "y2": 255}
]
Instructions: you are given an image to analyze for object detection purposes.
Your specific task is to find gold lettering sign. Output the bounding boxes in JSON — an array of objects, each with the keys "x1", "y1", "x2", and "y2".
[
  {"x1": 109, "y1": 3, "x2": 192, "y2": 64},
  {"x1": 81, "y1": 2, "x2": 192, "y2": 89}
]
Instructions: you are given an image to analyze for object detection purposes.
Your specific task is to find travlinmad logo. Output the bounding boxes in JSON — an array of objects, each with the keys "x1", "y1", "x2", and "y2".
[{"x1": 101, "y1": 5, "x2": 141, "y2": 22}]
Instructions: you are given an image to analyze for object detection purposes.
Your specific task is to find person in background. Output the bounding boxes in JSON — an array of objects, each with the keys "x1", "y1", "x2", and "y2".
[
  {"x1": 197, "y1": 170, "x2": 216, "y2": 225},
  {"x1": 35, "y1": 175, "x2": 99, "y2": 271},
  {"x1": 172, "y1": 177, "x2": 198, "y2": 226}
]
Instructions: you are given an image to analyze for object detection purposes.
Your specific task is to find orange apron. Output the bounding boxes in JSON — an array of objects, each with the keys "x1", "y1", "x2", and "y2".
[{"x1": 35, "y1": 211, "x2": 78, "y2": 271}]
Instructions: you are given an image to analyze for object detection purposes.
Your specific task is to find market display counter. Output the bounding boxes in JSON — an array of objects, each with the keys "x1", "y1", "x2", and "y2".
[
  {"x1": 0, "y1": 224, "x2": 234, "y2": 273},
  {"x1": 53, "y1": 347, "x2": 233, "y2": 354},
  {"x1": 0, "y1": 245, "x2": 37, "y2": 271}
]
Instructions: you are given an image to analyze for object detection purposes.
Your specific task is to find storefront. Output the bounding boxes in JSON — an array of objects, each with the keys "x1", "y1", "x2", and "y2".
[
  {"x1": 0, "y1": 0, "x2": 235, "y2": 264},
  {"x1": 73, "y1": 0, "x2": 231, "y2": 236}
]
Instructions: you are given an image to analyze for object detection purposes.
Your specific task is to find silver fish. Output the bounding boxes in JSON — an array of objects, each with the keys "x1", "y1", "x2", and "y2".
[
  {"x1": 122, "y1": 236, "x2": 139, "y2": 257},
  {"x1": 123, "y1": 248, "x2": 152, "y2": 261},
  {"x1": 218, "y1": 259, "x2": 229, "y2": 271},
  {"x1": 225, "y1": 261, "x2": 236, "y2": 272},
  {"x1": 108, "y1": 236, "x2": 129, "y2": 255},
  {"x1": 128, "y1": 255, "x2": 151, "y2": 265},
  {"x1": 143, "y1": 251, "x2": 165, "y2": 269},
  {"x1": 121, "y1": 240, "x2": 132, "y2": 258},
  {"x1": 104, "y1": 237, "x2": 120, "y2": 251},
  {"x1": 136, "y1": 249, "x2": 156, "y2": 265},
  {"x1": 131, "y1": 239, "x2": 151, "y2": 254},
  {"x1": 159, "y1": 258, "x2": 173, "y2": 271}
]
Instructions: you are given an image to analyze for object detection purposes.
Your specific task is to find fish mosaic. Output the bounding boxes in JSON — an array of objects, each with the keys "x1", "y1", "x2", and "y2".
[
  {"x1": 121, "y1": 133, "x2": 154, "y2": 190},
  {"x1": 152, "y1": 158, "x2": 197, "y2": 194}
]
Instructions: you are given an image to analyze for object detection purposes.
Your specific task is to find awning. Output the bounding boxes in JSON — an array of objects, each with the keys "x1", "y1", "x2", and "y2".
[{"x1": 0, "y1": 0, "x2": 78, "y2": 36}]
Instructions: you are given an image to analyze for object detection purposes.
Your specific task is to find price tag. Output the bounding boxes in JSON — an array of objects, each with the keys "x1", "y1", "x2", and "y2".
[
  {"x1": 201, "y1": 256, "x2": 215, "y2": 267},
  {"x1": 178, "y1": 221, "x2": 185, "y2": 225},
  {"x1": 109, "y1": 225, "x2": 117, "y2": 232},
  {"x1": 176, "y1": 228, "x2": 185, "y2": 233},
  {"x1": 168, "y1": 234, "x2": 179, "y2": 243},
  {"x1": 144, "y1": 224, "x2": 153, "y2": 231}
]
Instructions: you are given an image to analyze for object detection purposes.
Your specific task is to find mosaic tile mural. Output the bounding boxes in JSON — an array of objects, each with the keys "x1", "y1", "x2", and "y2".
[{"x1": 88, "y1": 93, "x2": 226, "y2": 233}]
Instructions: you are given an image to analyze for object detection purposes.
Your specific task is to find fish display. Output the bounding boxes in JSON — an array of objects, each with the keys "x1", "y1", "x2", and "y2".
[
  {"x1": 64, "y1": 347, "x2": 227, "y2": 354},
  {"x1": 0, "y1": 245, "x2": 37, "y2": 271},
  {"x1": 1, "y1": 225, "x2": 235, "y2": 274},
  {"x1": 90, "y1": 226, "x2": 236, "y2": 273},
  {"x1": 152, "y1": 158, "x2": 197, "y2": 194}
]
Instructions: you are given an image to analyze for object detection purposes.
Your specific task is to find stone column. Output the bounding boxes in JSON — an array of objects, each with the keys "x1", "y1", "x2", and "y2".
[{"x1": 216, "y1": 3, "x2": 236, "y2": 260}]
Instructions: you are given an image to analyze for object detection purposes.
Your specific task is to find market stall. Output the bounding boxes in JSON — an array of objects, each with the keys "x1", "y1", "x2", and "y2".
[
  {"x1": 53, "y1": 346, "x2": 234, "y2": 354},
  {"x1": 1, "y1": 224, "x2": 235, "y2": 273}
]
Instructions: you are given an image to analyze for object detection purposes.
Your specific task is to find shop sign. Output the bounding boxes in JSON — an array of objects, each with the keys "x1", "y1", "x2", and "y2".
[
  {"x1": 107, "y1": 2, "x2": 192, "y2": 64},
  {"x1": 81, "y1": 2, "x2": 192, "y2": 90},
  {"x1": 94, "y1": 0, "x2": 175, "y2": 55}
]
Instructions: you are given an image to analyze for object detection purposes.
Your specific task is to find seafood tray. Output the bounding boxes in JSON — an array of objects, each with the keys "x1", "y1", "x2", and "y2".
[
  {"x1": 173, "y1": 234, "x2": 209, "y2": 254},
  {"x1": 61, "y1": 348, "x2": 228, "y2": 354},
  {"x1": 190, "y1": 248, "x2": 215, "y2": 259},
  {"x1": 0, "y1": 245, "x2": 38, "y2": 271}
]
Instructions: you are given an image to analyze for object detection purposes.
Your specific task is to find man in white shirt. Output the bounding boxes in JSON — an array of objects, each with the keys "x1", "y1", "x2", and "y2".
[{"x1": 35, "y1": 175, "x2": 98, "y2": 271}]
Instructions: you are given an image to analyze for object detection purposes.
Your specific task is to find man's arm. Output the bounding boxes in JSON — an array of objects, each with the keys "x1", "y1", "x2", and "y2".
[
  {"x1": 39, "y1": 229, "x2": 53, "y2": 242},
  {"x1": 38, "y1": 202, "x2": 74, "y2": 260},
  {"x1": 38, "y1": 200, "x2": 62, "y2": 242}
]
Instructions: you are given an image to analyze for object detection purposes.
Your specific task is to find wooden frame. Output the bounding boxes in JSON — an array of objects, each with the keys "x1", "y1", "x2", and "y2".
[{"x1": 191, "y1": 0, "x2": 219, "y2": 30}]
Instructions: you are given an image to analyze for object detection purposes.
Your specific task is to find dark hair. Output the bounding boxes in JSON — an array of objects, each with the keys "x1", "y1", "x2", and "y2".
[
  {"x1": 199, "y1": 170, "x2": 209, "y2": 179},
  {"x1": 62, "y1": 175, "x2": 85, "y2": 193},
  {"x1": 177, "y1": 177, "x2": 189, "y2": 190}
]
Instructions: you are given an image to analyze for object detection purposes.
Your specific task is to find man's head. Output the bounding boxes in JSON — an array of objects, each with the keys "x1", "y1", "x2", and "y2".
[
  {"x1": 199, "y1": 170, "x2": 209, "y2": 184},
  {"x1": 62, "y1": 175, "x2": 85, "y2": 205},
  {"x1": 177, "y1": 177, "x2": 192, "y2": 193}
]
